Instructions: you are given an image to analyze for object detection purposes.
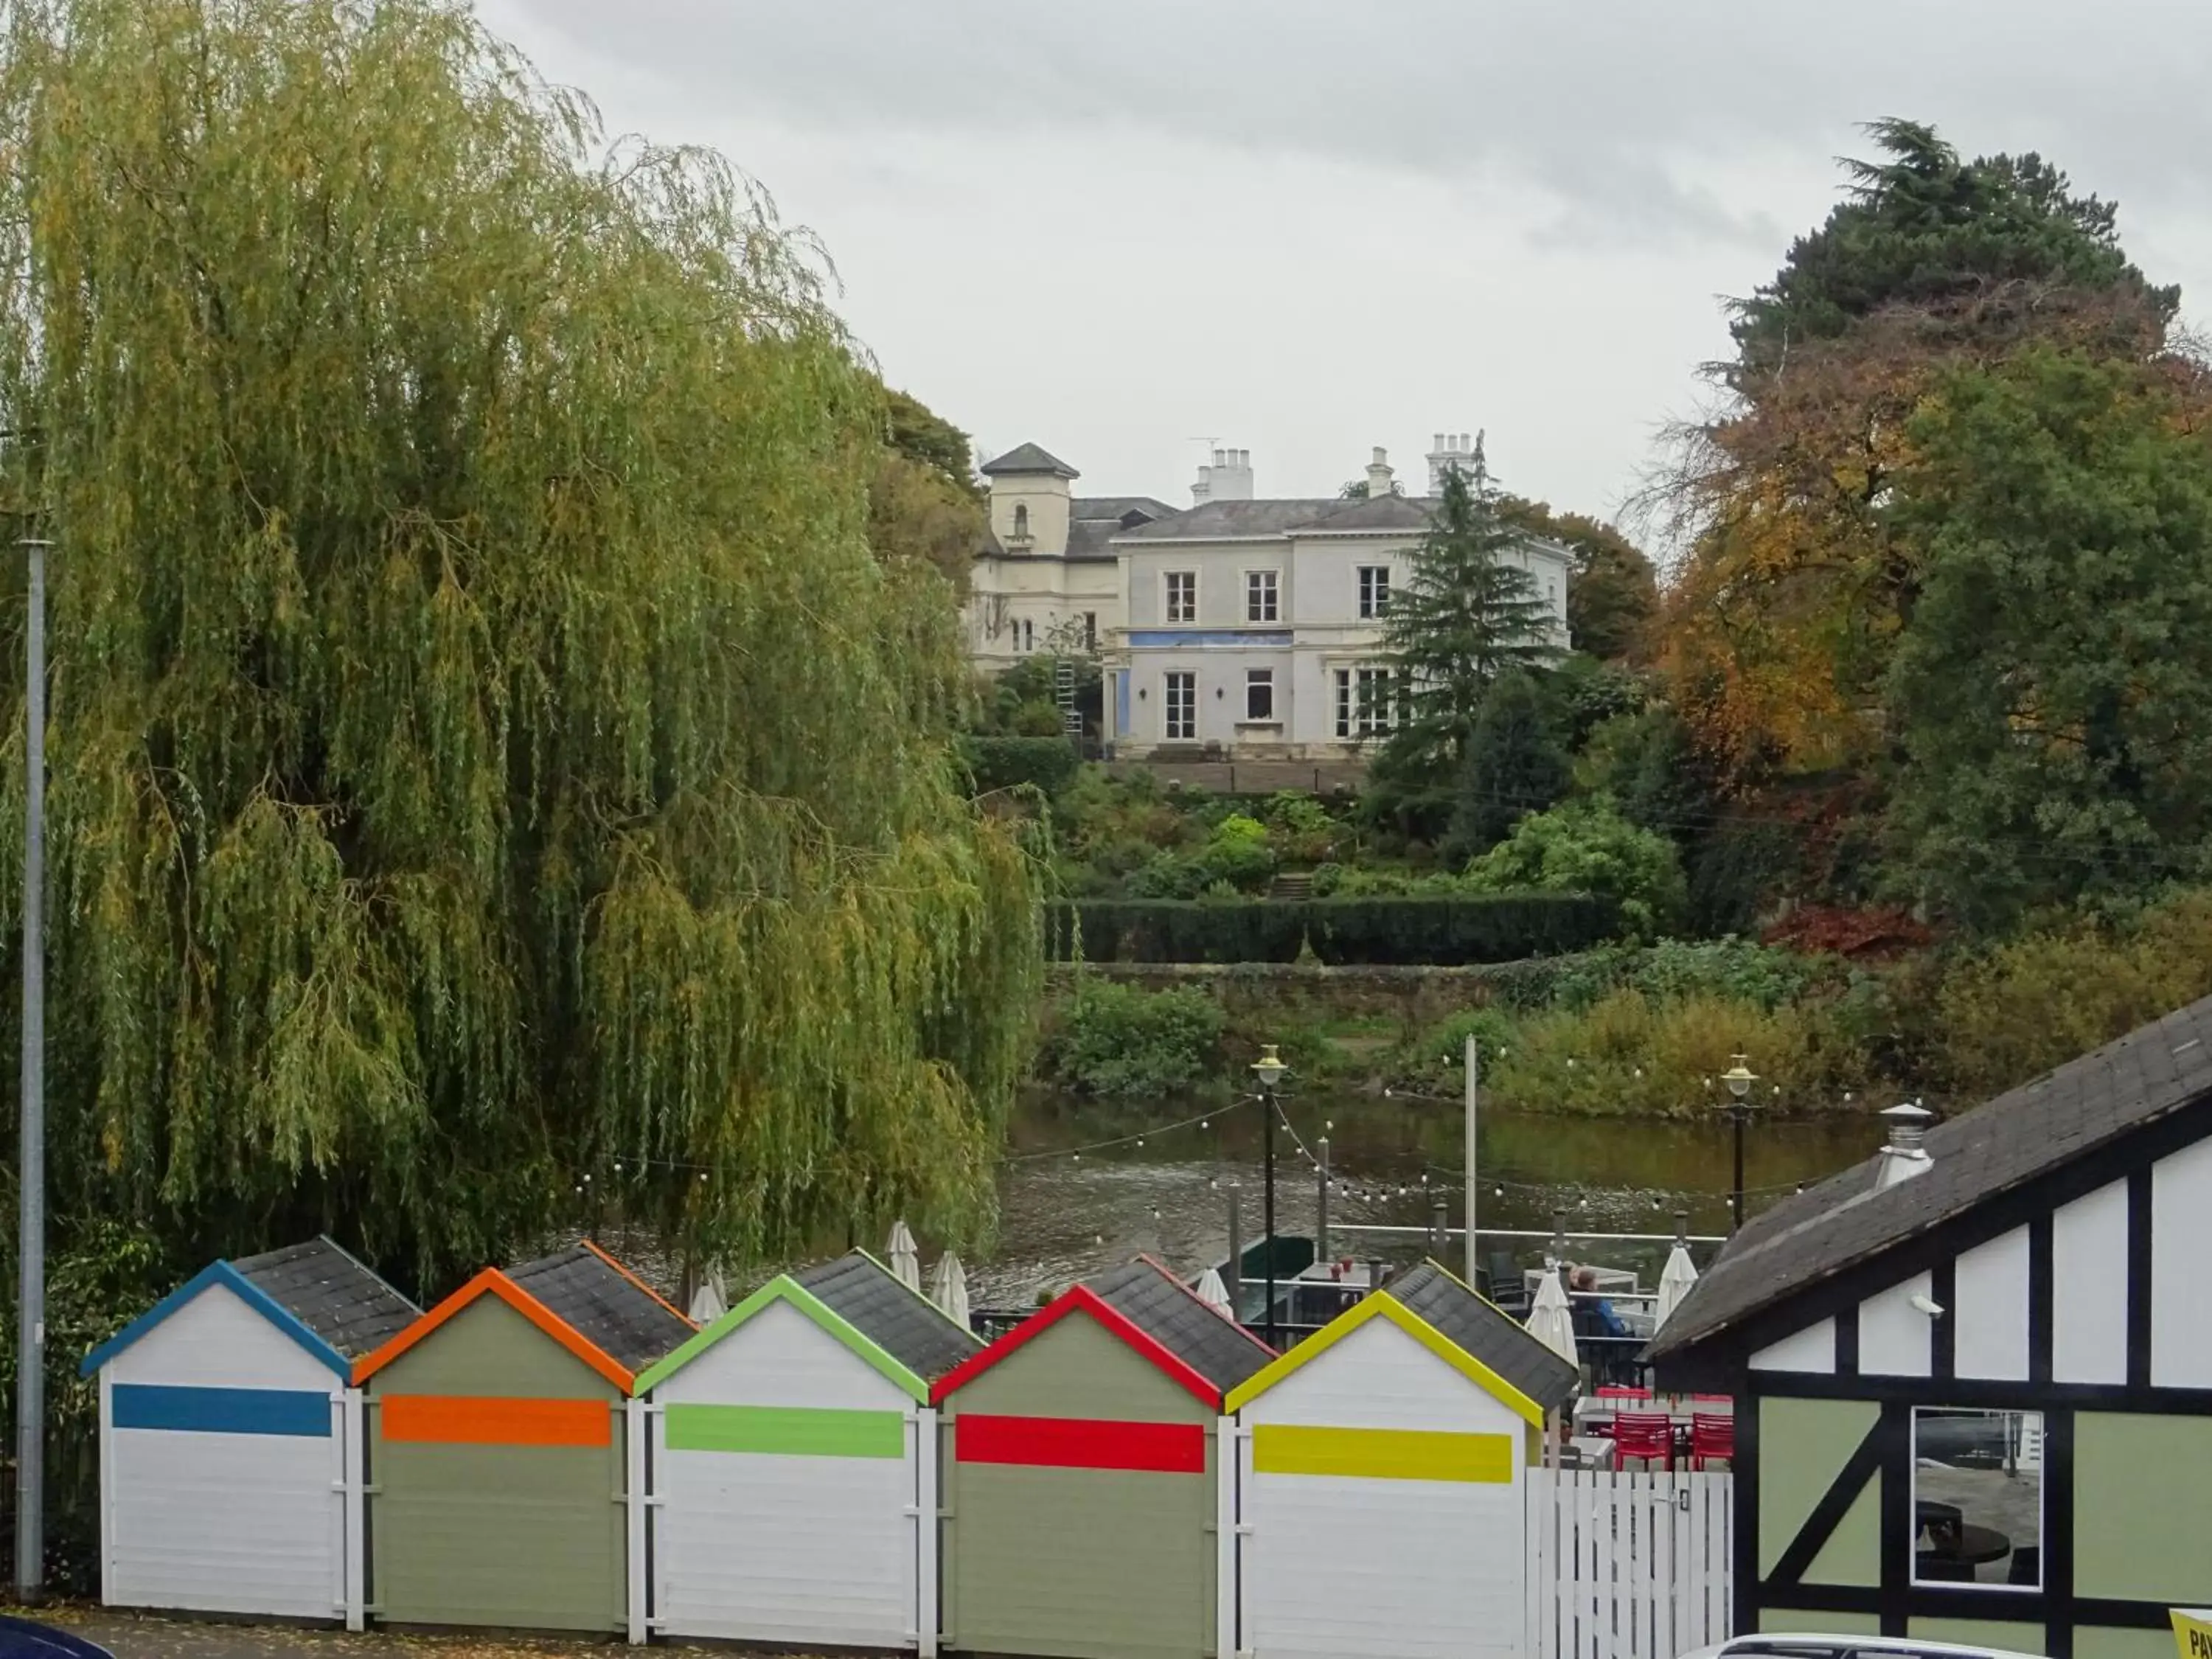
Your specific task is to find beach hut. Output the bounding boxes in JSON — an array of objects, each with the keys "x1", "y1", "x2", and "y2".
[
  {"x1": 1222, "y1": 1259, "x2": 1579, "y2": 1659},
  {"x1": 80, "y1": 1237, "x2": 417, "y2": 1627},
  {"x1": 933, "y1": 1256, "x2": 1273, "y2": 1659},
  {"x1": 634, "y1": 1249, "x2": 980, "y2": 1653},
  {"x1": 353, "y1": 1241, "x2": 692, "y2": 1634}
]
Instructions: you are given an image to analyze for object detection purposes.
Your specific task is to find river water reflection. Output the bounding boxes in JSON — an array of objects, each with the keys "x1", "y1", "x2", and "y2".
[{"x1": 971, "y1": 1088, "x2": 1876, "y2": 1311}]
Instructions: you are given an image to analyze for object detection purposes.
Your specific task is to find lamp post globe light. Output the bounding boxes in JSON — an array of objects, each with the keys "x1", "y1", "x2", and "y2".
[
  {"x1": 1252, "y1": 1045, "x2": 1287, "y2": 1349},
  {"x1": 1719, "y1": 1054, "x2": 1756, "y2": 1233}
]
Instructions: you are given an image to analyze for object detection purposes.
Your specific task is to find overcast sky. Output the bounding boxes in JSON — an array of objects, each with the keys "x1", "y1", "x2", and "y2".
[{"x1": 477, "y1": 0, "x2": 2212, "y2": 529}]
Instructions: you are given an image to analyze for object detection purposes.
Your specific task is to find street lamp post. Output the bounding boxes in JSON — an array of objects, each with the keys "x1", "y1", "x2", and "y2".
[
  {"x1": 1252, "y1": 1045, "x2": 1287, "y2": 1349},
  {"x1": 15, "y1": 532, "x2": 47, "y2": 1596},
  {"x1": 1720, "y1": 1054, "x2": 1757, "y2": 1233}
]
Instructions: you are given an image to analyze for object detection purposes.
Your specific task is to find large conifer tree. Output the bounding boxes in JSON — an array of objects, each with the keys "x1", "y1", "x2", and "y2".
[{"x1": 1368, "y1": 445, "x2": 1560, "y2": 834}]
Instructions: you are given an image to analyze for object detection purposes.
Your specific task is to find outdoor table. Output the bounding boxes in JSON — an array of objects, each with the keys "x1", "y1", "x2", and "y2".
[{"x1": 1568, "y1": 1436, "x2": 1617, "y2": 1469}]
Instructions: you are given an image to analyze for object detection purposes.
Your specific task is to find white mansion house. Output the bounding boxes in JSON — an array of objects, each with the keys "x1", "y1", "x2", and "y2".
[{"x1": 966, "y1": 435, "x2": 1573, "y2": 760}]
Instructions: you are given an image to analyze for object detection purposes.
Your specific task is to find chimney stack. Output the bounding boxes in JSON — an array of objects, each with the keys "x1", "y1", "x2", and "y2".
[
  {"x1": 1874, "y1": 1102, "x2": 1935, "y2": 1191},
  {"x1": 1194, "y1": 445, "x2": 1253, "y2": 505},
  {"x1": 1366, "y1": 446, "x2": 1394, "y2": 500}
]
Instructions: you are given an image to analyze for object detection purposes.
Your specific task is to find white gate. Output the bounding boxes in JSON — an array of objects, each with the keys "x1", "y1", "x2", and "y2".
[{"x1": 1527, "y1": 1469, "x2": 1733, "y2": 1659}]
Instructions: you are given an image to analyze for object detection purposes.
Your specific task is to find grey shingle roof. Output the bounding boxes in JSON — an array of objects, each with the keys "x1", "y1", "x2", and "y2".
[
  {"x1": 1074, "y1": 495, "x2": 1178, "y2": 526},
  {"x1": 1305, "y1": 493, "x2": 1438, "y2": 532},
  {"x1": 232, "y1": 1237, "x2": 419, "y2": 1361},
  {"x1": 1383, "y1": 1259, "x2": 1579, "y2": 1413},
  {"x1": 1649, "y1": 993, "x2": 2212, "y2": 1360},
  {"x1": 507, "y1": 1245, "x2": 694, "y2": 1374},
  {"x1": 794, "y1": 1251, "x2": 979, "y2": 1382},
  {"x1": 1088, "y1": 1256, "x2": 1274, "y2": 1395},
  {"x1": 980, "y1": 442, "x2": 1079, "y2": 479},
  {"x1": 1113, "y1": 498, "x2": 1352, "y2": 541}
]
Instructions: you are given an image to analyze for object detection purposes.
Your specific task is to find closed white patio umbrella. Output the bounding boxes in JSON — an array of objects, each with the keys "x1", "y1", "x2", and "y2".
[
  {"x1": 887, "y1": 1219, "x2": 923, "y2": 1293},
  {"x1": 1192, "y1": 1267, "x2": 1234, "y2": 1318},
  {"x1": 686, "y1": 1267, "x2": 728, "y2": 1324},
  {"x1": 1526, "y1": 1268, "x2": 1579, "y2": 1368},
  {"x1": 931, "y1": 1252, "x2": 970, "y2": 1329},
  {"x1": 1655, "y1": 1243, "x2": 1700, "y2": 1330}
]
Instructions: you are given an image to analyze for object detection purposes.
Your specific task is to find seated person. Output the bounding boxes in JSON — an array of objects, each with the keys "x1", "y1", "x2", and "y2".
[{"x1": 1570, "y1": 1265, "x2": 1630, "y2": 1338}]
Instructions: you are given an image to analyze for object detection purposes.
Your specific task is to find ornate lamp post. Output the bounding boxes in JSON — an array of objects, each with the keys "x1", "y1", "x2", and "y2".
[{"x1": 1720, "y1": 1054, "x2": 1757, "y2": 1233}]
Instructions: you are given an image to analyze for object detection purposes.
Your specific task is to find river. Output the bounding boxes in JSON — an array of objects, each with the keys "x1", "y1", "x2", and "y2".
[{"x1": 971, "y1": 1088, "x2": 1876, "y2": 1311}]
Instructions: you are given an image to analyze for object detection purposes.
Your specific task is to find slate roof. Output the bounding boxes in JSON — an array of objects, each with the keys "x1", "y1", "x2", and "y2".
[
  {"x1": 1649, "y1": 992, "x2": 2212, "y2": 1360},
  {"x1": 231, "y1": 1237, "x2": 419, "y2": 1362},
  {"x1": 1304, "y1": 493, "x2": 1439, "y2": 532},
  {"x1": 980, "y1": 442, "x2": 1079, "y2": 479},
  {"x1": 1113, "y1": 498, "x2": 1352, "y2": 541},
  {"x1": 1088, "y1": 1257, "x2": 1274, "y2": 1393},
  {"x1": 795, "y1": 1251, "x2": 978, "y2": 1382},
  {"x1": 1384, "y1": 1259, "x2": 1579, "y2": 1413},
  {"x1": 507, "y1": 1245, "x2": 695, "y2": 1374}
]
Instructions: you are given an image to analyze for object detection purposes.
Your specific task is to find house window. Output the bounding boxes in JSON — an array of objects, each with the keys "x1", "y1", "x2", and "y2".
[
  {"x1": 1164, "y1": 672, "x2": 1197, "y2": 740},
  {"x1": 1015, "y1": 619, "x2": 1033, "y2": 653},
  {"x1": 1245, "y1": 669, "x2": 1275, "y2": 722},
  {"x1": 1084, "y1": 612, "x2": 1097, "y2": 650},
  {"x1": 1358, "y1": 566, "x2": 1391, "y2": 619},
  {"x1": 1246, "y1": 569, "x2": 1279, "y2": 623},
  {"x1": 1333, "y1": 667, "x2": 1394, "y2": 738},
  {"x1": 1166, "y1": 571, "x2": 1197, "y2": 624},
  {"x1": 1012, "y1": 503, "x2": 1029, "y2": 540},
  {"x1": 1909, "y1": 1408, "x2": 2042, "y2": 1590}
]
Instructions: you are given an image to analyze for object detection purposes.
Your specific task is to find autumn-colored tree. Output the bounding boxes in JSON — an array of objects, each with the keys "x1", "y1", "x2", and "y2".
[
  {"x1": 1500, "y1": 497, "x2": 1657, "y2": 662},
  {"x1": 1650, "y1": 119, "x2": 2182, "y2": 787},
  {"x1": 867, "y1": 386, "x2": 985, "y2": 590}
]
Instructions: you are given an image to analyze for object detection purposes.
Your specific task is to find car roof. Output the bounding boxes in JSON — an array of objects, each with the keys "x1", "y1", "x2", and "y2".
[{"x1": 1719, "y1": 1636, "x2": 2044, "y2": 1659}]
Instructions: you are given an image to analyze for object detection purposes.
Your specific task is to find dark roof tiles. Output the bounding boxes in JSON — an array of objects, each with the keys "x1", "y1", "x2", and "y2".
[
  {"x1": 1651, "y1": 994, "x2": 2212, "y2": 1359},
  {"x1": 507, "y1": 1245, "x2": 694, "y2": 1374},
  {"x1": 1088, "y1": 1257, "x2": 1273, "y2": 1394},
  {"x1": 1384, "y1": 1259, "x2": 1579, "y2": 1413},
  {"x1": 794, "y1": 1251, "x2": 978, "y2": 1382},
  {"x1": 980, "y1": 442, "x2": 1079, "y2": 479},
  {"x1": 229, "y1": 1237, "x2": 418, "y2": 1361}
]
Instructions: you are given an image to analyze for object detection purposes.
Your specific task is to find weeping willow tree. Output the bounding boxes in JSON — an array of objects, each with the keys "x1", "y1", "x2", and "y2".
[{"x1": 0, "y1": 0, "x2": 1045, "y2": 1290}]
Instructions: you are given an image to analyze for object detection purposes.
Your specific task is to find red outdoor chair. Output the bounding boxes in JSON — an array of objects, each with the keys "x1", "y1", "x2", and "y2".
[
  {"x1": 1613, "y1": 1413, "x2": 1673, "y2": 1470},
  {"x1": 1690, "y1": 1412, "x2": 1735, "y2": 1469},
  {"x1": 1596, "y1": 1385, "x2": 1652, "y2": 1401}
]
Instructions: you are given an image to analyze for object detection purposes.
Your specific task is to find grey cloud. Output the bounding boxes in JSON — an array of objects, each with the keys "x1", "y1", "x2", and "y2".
[{"x1": 498, "y1": 0, "x2": 2212, "y2": 251}]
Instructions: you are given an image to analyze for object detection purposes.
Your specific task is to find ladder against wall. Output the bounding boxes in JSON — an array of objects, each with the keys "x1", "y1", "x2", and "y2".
[{"x1": 1527, "y1": 1468, "x2": 1733, "y2": 1659}]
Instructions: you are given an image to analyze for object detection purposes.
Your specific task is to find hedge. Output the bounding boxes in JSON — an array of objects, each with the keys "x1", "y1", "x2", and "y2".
[
  {"x1": 1054, "y1": 894, "x2": 1620, "y2": 965},
  {"x1": 959, "y1": 734, "x2": 1081, "y2": 797}
]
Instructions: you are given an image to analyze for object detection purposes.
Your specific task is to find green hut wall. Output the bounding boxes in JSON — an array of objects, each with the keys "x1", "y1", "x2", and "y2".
[
  {"x1": 366, "y1": 1295, "x2": 626, "y2": 1632},
  {"x1": 939, "y1": 1308, "x2": 1220, "y2": 1659}
]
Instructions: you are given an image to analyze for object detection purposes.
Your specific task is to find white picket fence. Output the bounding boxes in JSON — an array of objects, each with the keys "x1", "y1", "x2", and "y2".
[{"x1": 1528, "y1": 1469, "x2": 1733, "y2": 1659}]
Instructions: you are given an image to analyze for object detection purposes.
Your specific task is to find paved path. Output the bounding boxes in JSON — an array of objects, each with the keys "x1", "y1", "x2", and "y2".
[{"x1": 12, "y1": 1610, "x2": 830, "y2": 1659}]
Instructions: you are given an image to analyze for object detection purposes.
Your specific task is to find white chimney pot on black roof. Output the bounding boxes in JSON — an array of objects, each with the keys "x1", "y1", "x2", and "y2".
[{"x1": 1875, "y1": 1101, "x2": 1935, "y2": 1191}]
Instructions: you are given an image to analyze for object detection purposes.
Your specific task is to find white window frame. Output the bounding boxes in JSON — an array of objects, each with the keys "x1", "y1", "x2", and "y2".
[
  {"x1": 1333, "y1": 666, "x2": 1394, "y2": 739},
  {"x1": 1245, "y1": 668, "x2": 1276, "y2": 723},
  {"x1": 1358, "y1": 565, "x2": 1391, "y2": 619},
  {"x1": 1906, "y1": 1406, "x2": 2042, "y2": 1593},
  {"x1": 1164, "y1": 670, "x2": 1197, "y2": 741},
  {"x1": 1164, "y1": 570, "x2": 1198, "y2": 625},
  {"x1": 1245, "y1": 568, "x2": 1279, "y2": 624}
]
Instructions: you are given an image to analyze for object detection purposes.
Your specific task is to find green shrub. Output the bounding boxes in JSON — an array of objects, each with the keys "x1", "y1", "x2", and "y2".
[
  {"x1": 1194, "y1": 813, "x2": 1276, "y2": 892},
  {"x1": 1485, "y1": 988, "x2": 1873, "y2": 1117},
  {"x1": 959, "y1": 734, "x2": 1081, "y2": 797},
  {"x1": 1464, "y1": 799, "x2": 1687, "y2": 937},
  {"x1": 1400, "y1": 1006, "x2": 1520, "y2": 1090},
  {"x1": 1041, "y1": 978, "x2": 1228, "y2": 1097},
  {"x1": 1933, "y1": 888, "x2": 2212, "y2": 1096},
  {"x1": 1309, "y1": 861, "x2": 1346, "y2": 897},
  {"x1": 1124, "y1": 851, "x2": 1208, "y2": 900},
  {"x1": 1062, "y1": 901, "x2": 1309, "y2": 963}
]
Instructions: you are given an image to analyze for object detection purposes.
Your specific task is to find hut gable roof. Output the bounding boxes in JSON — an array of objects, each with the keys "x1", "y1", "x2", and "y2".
[
  {"x1": 503, "y1": 1243, "x2": 695, "y2": 1375},
  {"x1": 793, "y1": 1251, "x2": 979, "y2": 1382},
  {"x1": 232, "y1": 1237, "x2": 420, "y2": 1362},
  {"x1": 932, "y1": 1256, "x2": 1273, "y2": 1408},
  {"x1": 80, "y1": 1237, "x2": 419, "y2": 1382},
  {"x1": 352, "y1": 1242, "x2": 694, "y2": 1393},
  {"x1": 1224, "y1": 1259, "x2": 1578, "y2": 1423},
  {"x1": 635, "y1": 1251, "x2": 980, "y2": 1402}
]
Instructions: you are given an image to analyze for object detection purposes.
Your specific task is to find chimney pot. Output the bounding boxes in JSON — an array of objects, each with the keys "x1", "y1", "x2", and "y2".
[
  {"x1": 1433, "y1": 432, "x2": 1445, "y2": 452},
  {"x1": 1875, "y1": 1102, "x2": 1936, "y2": 1190}
]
